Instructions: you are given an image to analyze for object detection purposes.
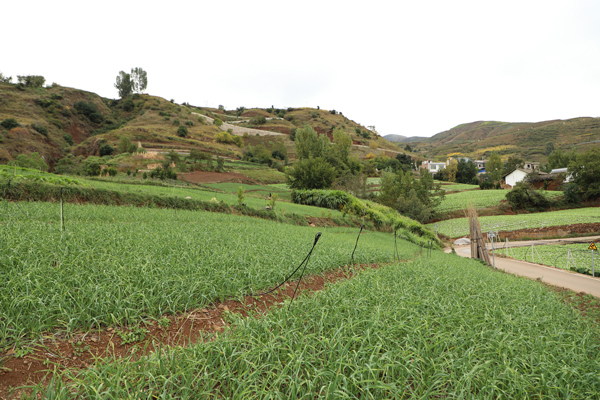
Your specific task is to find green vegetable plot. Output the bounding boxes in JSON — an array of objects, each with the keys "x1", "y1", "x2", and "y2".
[
  {"x1": 42, "y1": 253, "x2": 600, "y2": 398},
  {"x1": 0, "y1": 201, "x2": 417, "y2": 347},
  {"x1": 497, "y1": 242, "x2": 600, "y2": 275},
  {"x1": 436, "y1": 189, "x2": 563, "y2": 213},
  {"x1": 428, "y1": 206, "x2": 600, "y2": 238}
]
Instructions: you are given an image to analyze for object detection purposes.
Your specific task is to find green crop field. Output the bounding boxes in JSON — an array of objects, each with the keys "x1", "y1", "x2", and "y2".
[
  {"x1": 0, "y1": 200, "x2": 418, "y2": 349},
  {"x1": 438, "y1": 182, "x2": 480, "y2": 192},
  {"x1": 36, "y1": 252, "x2": 600, "y2": 398},
  {"x1": 497, "y1": 242, "x2": 600, "y2": 275},
  {"x1": 436, "y1": 189, "x2": 563, "y2": 213},
  {"x1": 69, "y1": 177, "x2": 342, "y2": 218},
  {"x1": 428, "y1": 207, "x2": 600, "y2": 238},
  {"x1": 203, "y1": 182, "x2": 292, "y2": 201}
]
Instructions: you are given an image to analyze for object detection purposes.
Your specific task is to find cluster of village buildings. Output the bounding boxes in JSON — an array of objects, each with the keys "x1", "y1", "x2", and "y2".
[{"x1": 419, "y1": 157, "x2": 570, "y2": 189}]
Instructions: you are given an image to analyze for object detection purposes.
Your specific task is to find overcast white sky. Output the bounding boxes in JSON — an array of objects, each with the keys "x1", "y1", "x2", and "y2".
[{"x1": 3, "y1": 0, "x2": 600, "y2": 138}]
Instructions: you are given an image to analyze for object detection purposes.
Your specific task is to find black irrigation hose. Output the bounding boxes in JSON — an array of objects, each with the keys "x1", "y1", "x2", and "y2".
[
  {"x1": 350, "y1": 225, "x2": 364, "y2": 265},
  {"x1": 249, "y1": 232, "x2": 322, "y2": 301}
]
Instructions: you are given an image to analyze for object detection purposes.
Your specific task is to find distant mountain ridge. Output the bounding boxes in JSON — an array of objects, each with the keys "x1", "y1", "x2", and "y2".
[{"x1": 383, "y1": 134, "x2": 427, "y2": 143}]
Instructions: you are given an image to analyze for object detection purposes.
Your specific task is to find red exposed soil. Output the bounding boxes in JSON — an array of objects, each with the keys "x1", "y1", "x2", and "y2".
[{"x1": 0, "y1": 263, "x2": 383, "y2": 398}]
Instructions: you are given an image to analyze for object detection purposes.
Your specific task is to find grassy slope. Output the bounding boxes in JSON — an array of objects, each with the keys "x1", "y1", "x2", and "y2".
[{"x1": 416, "y1": 118, "x2": 600, "y2": 162}]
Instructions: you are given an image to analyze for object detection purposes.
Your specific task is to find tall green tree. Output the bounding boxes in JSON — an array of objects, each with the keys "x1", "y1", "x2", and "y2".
[
  {"x1": 294, "y1": 125, "x2": 329, "y2": 160},
  {"x1": 568, "y1": 148, "x2": 600, "y2": 199},
  {"x1": 502, "y1": 156, "x2": 523, "y2": 176},
  {"x1": 332, "y1": 128, "x2": 352, "y2": 164},
  {"x1": 115, "y1": 71, "x2": 133, "y2": 98},
  {"x1": 131, "y1": 67, "x2": 148, "y2": 94},
  {"x1": 377, "y1": 169, "x2": 444, "y2": 223},
  {"x1": 548, "y1": 149, "x2": 577, "y2": 169},
  {"x1": 456, "y1": 159, "x2": 478, "y2": 183},
  {"x1": 486, "y1": 152, "x2": 503, "y2": 182}
]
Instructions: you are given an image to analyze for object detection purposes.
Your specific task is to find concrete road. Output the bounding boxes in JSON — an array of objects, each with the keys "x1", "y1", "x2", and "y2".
[{"x1": 448, "y1": 236, "x2": 600, "y2": 297}]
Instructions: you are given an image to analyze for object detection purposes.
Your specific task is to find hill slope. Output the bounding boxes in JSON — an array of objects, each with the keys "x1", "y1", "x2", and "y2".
[
  {"x1": 0, "y1": 82, "x2": 404, "y2": 167},
  {"x1": 415, "y1": 118, "x2": 600, "y2": 161}
]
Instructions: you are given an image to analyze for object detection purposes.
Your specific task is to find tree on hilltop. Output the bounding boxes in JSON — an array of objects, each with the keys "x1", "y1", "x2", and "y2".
[
  {"x1": 115, "y1": 67, "x2": 148, "y2": 98},
  {"x1": 131, "y1": 67, "x2": 148, "y2": 94},
  {"x1": 115, "y1": 71, "x2": 133, "y2": 99}
]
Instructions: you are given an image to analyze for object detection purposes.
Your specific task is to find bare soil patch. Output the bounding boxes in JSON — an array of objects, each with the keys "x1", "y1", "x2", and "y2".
[{"x1": 0, "y1": 263, "x2": 383, "y2": 398}]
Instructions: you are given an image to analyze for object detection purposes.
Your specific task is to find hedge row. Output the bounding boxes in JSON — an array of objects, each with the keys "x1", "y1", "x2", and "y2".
[{"x1": 291, "y1": 189, "x2": 441, "y2": 247}]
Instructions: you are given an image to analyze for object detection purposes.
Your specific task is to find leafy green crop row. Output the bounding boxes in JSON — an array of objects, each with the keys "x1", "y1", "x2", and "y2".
[
  {"x1": 0, "y1": 201, "x2": 420, "y2": 348},
  {"x1": 36, "y1": 253, "x2": 600, "y2": 398},
  {"x1": 428, "y1": 206, "x2": 600, "y2": 237},
  {"x1": 497, "y1": 243, "x2": 600, "y2": 275},
  {"x1": 436, "y1": 189, "x2": 563, "y2": 213}
]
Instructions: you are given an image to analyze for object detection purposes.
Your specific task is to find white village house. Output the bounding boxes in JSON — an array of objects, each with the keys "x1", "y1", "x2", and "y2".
[
  {"x1": 421, "y1": 160, "x2": 446, "y2": 174},
  {"x1": 503, "y1": 162, "x2": 546, "y2": 188}
]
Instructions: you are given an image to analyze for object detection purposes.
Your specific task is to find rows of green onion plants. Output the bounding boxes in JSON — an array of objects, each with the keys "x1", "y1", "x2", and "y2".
[
  {"x1": 428, "y1": 206, "x2": 600, "y2": 238},
  {"x1": 496, "y1": 242, "x2": 600, "y2": 276},
  {"x1": 33, "y1": 252, "x2": 600, "y2": 399},
  {"x1": 0, "y1": 200, "x2": 421, "y2": 349},
  {"x1": 436, "y1": 189, "x2": 563, "y2": 213}
]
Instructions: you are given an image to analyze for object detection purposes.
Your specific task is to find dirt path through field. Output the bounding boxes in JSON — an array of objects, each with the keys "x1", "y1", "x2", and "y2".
[{"x1": 448, "y1": 236, "x2": 600, "y2": 297}]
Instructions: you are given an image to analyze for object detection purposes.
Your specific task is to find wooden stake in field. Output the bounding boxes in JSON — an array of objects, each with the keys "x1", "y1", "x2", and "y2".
[{"x1": 468, "y1": 206, "x2": 491, "y2": 265}]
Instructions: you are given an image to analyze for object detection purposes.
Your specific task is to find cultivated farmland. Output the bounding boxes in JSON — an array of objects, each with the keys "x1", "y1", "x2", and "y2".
[
  {"x1": 0, "y1": 200, "x2": 418, "y2": 348},
  {"x1": 35, "y1": 253, "x2": 600, "y2": 398},
  {"x1": 428, "y1": 206, "x2": 600, "y2": 238},
  {"x1": 436, "y1": 189, "x2": 563, "y2": 213},
  {"x1": 497, "y1": 242, "x2": 600, "y2": 275}
]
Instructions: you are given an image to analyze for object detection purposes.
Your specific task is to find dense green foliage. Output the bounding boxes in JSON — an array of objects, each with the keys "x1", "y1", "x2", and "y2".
[
  {"x1": 37, "y1": 253, "x2": 600, "y2": 398},
  {"x1": 292, "y1": 188, "x2": 440, "y2": 246},
  {"x1": 506, "y1": 182, "x2": 555, "y2": 210},
  {"x1": 377, "y1": 169, "x2": 444, "y2": 223},
  {"x1": 568, "y1": 148, "x2": 600, "y2": 200},
  {"x1": 0, "y1": 118, "x2": 20, "y2": 130}
]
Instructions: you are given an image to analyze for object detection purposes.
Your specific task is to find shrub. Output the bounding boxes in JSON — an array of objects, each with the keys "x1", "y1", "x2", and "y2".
[
  {"x1": 173, "y1": 119, "x2": 180, "y2": 126},
  {"x1": 237, "y1": 186, "x2": 245, "y2": 205},
  {"x1": 99, "y1": 143, "x2": 114, "y2": 157},
  {"x1": 1, "y1": 118, "x2": 20, "y2": 130},
  {"x1": 214, "y1": 118, "x2": 223, "y2": 127},
  {"x1": 177, "y1": 125, "x2": 188, "y2": 137},
  {"x1": 17, "y1": 75, "x2": 45, "y2": 87},
  {"x1": 250, "y1": 115, "x2": 267, "y2": 125},
  {"x1": 123, "y1": 99, "x2": 134, "y2": 112},
  {"x1": 197, "y1": 116, "x2": 205, "y2": 124},
  {"x1": 31, "y1": 123, "x2": 48, "y2": 136},
  {"x1": 185, "y1": 121, "x2": 193, "y2": 126},
  {"x1": 272, "y1": 150, "x2": 286, "y2": 160},
  {"x1": 34, "y1": 98, "x2": 55, "y2": 108},
  {"x1": 506, "y1": 182, "x2": 553, "y2": 210},
  {"x1": 159, "y1": 111, "x2": 171, "y2": 117},
  {"x1": 107, "y1": 166, "x2": 118, "y2": 177},
  {"x1": 74, "y1": 101, "x2": 104, "y2": 124},
  {"x1": 63, "y1": 134, "x2": 75, "y2": 146}
]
